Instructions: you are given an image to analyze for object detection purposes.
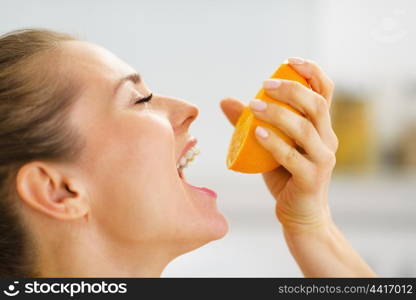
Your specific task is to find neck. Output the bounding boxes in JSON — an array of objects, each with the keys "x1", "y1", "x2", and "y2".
[{"x1": 34, "y1": 226, "x2": 175, "y2": 277}]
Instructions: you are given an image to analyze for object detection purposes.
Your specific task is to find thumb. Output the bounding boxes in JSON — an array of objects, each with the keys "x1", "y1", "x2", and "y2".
[
  {"x1": 219, "y1": 97, "x2": 245, "y2": 127},
  {"x1": 262, "y1": 167, "x2": 291, "y2": 196}
]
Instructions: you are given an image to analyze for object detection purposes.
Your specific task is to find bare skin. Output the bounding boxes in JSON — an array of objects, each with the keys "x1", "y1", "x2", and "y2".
[
  {"x1": 15, "y1": 39, "x2": 374, "y2": 277},
  {"x1": 16, "y1": 40, "x2": 228, "y2": 277},
  {"x1": 220, "y1": 57, "x2": 376, "y2": 277}
]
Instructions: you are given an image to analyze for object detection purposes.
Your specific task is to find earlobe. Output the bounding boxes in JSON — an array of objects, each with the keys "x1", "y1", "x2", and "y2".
[{"x1": 15, "y1": 161, "x2": 89, "y2": 220}]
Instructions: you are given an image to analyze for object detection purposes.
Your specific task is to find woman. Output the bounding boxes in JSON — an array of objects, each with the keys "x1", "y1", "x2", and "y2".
[{"x1": 0, "y1": 28, "x2": 375, "y2": 277}]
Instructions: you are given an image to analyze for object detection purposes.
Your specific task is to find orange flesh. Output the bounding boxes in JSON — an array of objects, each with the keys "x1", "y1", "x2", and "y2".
[{"x1": 226, "y1": 63, "x2": 311, "y2": 173}]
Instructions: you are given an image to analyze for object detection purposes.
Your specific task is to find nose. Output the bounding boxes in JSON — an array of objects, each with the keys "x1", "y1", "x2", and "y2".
[{"x1": 159, "y1": 95, "x2": 199, "y2": 134}]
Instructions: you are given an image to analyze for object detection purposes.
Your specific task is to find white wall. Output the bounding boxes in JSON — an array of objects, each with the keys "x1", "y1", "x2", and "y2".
[
  {"x1": 315, "y1": 0, "x2": 416, "y2": 144},
  {"x1": 2, "y1": 0, "x2": 416, "y2": 277}
]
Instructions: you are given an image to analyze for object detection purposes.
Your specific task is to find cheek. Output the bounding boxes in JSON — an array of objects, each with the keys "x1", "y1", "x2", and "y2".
[
  {"x1": 85, "y1": 111, "x2": 173, "y2": 178},
  {"x1": 82, "y1": 111, "x2": 186, "y2": 241}
]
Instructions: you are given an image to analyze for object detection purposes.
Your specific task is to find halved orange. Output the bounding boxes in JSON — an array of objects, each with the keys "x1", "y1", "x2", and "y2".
[{"x1": 226, "y1": 63, "x2": 311, "y2": 173}]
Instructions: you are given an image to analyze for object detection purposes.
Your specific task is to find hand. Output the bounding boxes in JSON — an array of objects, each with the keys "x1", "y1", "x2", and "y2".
[{"x1": 220, "y1": 58, "x2": 338, "y2": 234}]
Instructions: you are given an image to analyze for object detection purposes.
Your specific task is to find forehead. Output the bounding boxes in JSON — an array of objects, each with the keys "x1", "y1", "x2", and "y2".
[{"x1": 60, "y1": 40, "x2": 135, "y2": 87}]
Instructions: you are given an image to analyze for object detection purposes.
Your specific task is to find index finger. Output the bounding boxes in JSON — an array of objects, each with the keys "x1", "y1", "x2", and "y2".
[
  {"x1": 287, "y1": 57, "x2": 335, "y2": 105},
  {"x1": 220, "y1": 97, "x2": 245, "y2": 126}
]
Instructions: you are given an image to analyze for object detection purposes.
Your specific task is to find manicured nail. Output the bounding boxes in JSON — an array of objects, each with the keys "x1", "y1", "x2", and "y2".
[
  {"x1": 255, "y1": 126, "x2": 269, "y2": 139},
  {"x1": 288, "y1": 57, "x2": 305, "y2": 65},
  {"x1": 249, "y1": 99, "x2": 267, "y2": 111},
  {"x1": 263, "y1": 79, "x2": 281, "y2": 89}
]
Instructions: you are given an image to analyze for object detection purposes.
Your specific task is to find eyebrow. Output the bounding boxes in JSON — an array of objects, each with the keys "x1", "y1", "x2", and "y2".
[{"x1": 113, "y1": 73, "x2": 142, "y2": 96}]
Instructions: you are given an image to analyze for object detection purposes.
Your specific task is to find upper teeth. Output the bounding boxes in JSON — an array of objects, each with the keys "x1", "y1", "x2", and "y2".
[{"x1": 177, "y1": 146, "x2": 200, "y2": 169}]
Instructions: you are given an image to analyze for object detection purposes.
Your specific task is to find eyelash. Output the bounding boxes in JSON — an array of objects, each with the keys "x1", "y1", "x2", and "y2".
[{"x1": 134, "y1": 93, "x2": 153, "y2": 105}]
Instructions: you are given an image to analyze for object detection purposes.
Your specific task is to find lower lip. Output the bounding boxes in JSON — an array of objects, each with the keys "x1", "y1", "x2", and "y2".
[{"x1": 181, "y1": 176, "x2": 217, "y2": 198}]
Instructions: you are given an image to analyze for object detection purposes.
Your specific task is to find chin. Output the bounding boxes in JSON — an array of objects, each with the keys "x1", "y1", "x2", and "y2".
[
  {"x1": 177, "y1": 214, "x2": 229, "y2": 255},
  {"x1": 209, "y1": 213, "x2": 229, "y2": 240},
  {"x1": 198, "y1": 212, "x2": 229, "y2": 245}
]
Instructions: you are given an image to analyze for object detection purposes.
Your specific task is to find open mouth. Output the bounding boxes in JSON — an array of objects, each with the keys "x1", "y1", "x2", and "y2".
[
  {"x1": 176, "y1": 145, "x2": 200, "y2": 180},
  {"x1": 175, "y1": 137, "x2": 217, "y2": 198}
]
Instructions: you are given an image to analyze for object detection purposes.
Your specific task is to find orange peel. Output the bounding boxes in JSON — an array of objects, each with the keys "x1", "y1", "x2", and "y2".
[{"x1": 226, "y1": 63, "x2": 311, "y2": 173}]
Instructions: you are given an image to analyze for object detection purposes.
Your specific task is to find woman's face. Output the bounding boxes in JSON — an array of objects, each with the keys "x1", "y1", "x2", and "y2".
[{"x1": 61, "y1": 41, "x2": 228, "y2": 255}]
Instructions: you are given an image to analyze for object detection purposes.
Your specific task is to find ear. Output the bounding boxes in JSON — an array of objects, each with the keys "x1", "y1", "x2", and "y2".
[{"x1": 15, "y1": 161, "x2": 89, "y2": 220}]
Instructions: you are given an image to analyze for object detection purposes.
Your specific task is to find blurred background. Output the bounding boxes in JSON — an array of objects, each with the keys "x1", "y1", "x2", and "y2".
[{"x1": 2, "y1": 0, "x2": 415, "y2": 276}]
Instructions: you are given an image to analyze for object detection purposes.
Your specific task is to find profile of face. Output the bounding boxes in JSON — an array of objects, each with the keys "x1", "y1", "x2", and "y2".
[{"x1": 18, "y1": 40, "x2": 228, "y2": 271}]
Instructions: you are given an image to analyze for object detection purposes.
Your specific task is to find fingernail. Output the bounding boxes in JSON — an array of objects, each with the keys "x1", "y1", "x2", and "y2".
[
  {"x1": 263, "y1": 79, "x2": 281, "y2": 89},
  {"x1": 288, "y1": 57, "x2": 305, "y2": 65},
  {"x1": 249, "y1": 99, "x2": 267, "y2": 111},
  {"x1": 255, "y1": 126, "x2": 269, "y2": 139}
]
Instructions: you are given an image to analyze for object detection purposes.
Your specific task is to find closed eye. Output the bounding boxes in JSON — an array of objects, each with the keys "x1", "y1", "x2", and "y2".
[{"x1": 134, "y1": 93, "x2": 153, "y2": 104}]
